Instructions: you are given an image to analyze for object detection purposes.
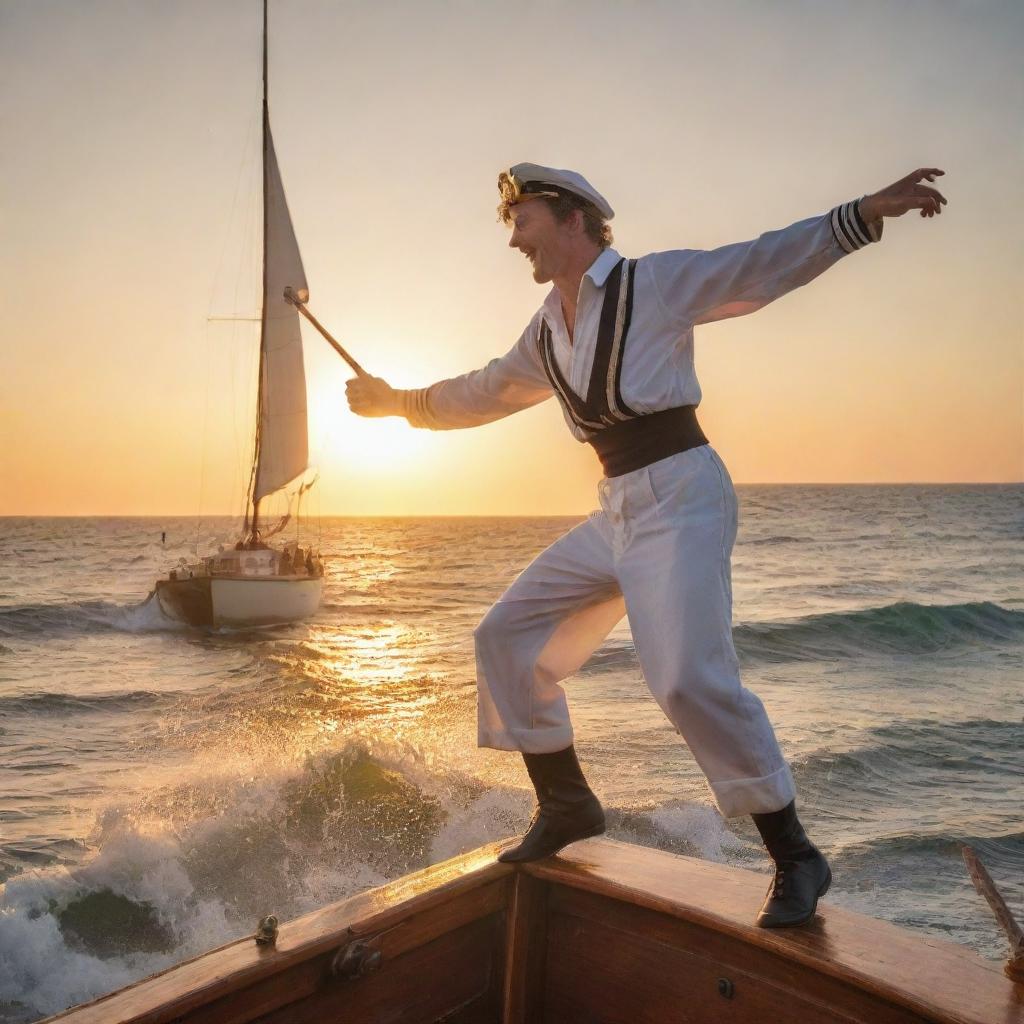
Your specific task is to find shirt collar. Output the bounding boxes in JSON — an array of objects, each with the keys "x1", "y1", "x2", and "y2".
[
  {"x1": 541, "y1": 247, "x2": 623, "y2": 316},
  {"x1": 585, "y1": 247, "x2": 622, "y2": 287}
]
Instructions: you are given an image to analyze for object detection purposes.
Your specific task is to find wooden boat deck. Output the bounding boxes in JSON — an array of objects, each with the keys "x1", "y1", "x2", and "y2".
[{"x1": 45, "y1": 837, "x2": 1022, "y2": 1024}]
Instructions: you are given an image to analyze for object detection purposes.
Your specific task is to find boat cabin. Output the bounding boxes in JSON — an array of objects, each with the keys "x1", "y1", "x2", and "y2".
[{"x1": 210, "y1": 547, "x2": 278, "y2": 578}]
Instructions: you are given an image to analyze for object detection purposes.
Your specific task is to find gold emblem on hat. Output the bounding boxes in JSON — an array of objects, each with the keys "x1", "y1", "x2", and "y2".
[{"x1": 498, "y1": 170, "x2": 560, "y2": 207}]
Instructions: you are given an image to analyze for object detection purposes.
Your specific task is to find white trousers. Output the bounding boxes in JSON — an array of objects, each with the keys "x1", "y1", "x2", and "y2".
[{"x1": 474, "y1": 445, "x2": 796, "y2": 818}]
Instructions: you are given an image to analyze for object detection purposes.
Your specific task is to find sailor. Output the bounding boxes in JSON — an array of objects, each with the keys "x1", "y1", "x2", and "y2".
[{"x1": 346, "y1": 163, "x2": 946, "y2": 927}]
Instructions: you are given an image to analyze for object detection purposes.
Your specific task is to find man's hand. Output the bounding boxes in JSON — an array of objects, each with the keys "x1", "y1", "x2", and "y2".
[
  {"x1": 860, "y1": 168, "x2": 947, "y2": 223},
  {"x1": 346, "y1": 374, "x2": 403, "y2": 418}
]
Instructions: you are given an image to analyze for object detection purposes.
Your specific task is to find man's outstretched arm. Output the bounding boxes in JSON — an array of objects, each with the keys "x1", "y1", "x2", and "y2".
[
  {"x1": 648, "y1": 168, "x2": 946, "y2": 328},
  {"x1": 346, "y1": 319, "x2": 553, "y2": 429}
]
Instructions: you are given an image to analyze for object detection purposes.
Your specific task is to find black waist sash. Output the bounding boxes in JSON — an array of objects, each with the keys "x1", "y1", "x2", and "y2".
[
  {"x1": 535, "y1": 257, "x2": 709, "y2": 477},
  {"x1": 587, "y1": 405, "x2": 708, "y2": 478}
]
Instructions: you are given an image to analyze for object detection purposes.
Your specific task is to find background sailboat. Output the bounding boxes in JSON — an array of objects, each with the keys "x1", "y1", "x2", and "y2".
[{"x1": 155, "y1": 0, "x2": 323, "y2": 629}]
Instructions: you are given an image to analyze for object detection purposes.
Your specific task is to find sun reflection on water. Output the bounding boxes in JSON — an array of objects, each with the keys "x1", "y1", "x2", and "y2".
[{"x1": 157, "y1": 618, "x2": 460, "y2": 768}]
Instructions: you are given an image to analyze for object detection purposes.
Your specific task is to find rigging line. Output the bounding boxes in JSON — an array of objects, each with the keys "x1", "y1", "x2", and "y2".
[
  {"x1": 195, "y1": 317, "x2": 214, "y2": 556},
  {"x1": 196, "y1": 103, "x2": 259, "y2": 549},
  {"x1": 205, "y1": 108, "x2": 262, "y2": 531},
  {"x1": 243, "y1": 186, "x2": 263, "y2": 532},
  {"x1": 206, "y1": 109, "x2": 260, "y2": 319},
  {"x1": 317, "y1": 475, "x2": 322, "y2": 552},
  {"x1": 248, "y1": 0, "x2": 271, "y2": 538},
  {"x1": 228, "y1": 185, "x2": 260, "y2": 527}
]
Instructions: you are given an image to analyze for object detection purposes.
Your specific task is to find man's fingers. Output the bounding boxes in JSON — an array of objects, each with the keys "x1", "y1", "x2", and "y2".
[
  {"x1": 884, "y1": 172, "x2": 947, "y2": 217},
  {"x1": 889, "y1": 184, "x2": 947, "y2": 218},
  {"x1": 346, "y1": 380, "x2": 368, "y2": 410},
  {"x1": 345, "y1": 373, "x2": 395, "y2": 418},
  {"x1": 899, "y1": 167, "x2": 945, "y2": 188}
]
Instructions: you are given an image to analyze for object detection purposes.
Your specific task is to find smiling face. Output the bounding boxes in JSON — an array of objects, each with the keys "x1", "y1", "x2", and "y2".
[{"x1": 506, "y1": 199, "x2": 580, "y2": 285}]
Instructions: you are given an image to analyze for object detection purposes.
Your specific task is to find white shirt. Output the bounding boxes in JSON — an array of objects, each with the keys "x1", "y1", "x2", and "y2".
[{"x1": 400, "y1": 199, "x2": 881, "y2": 441}]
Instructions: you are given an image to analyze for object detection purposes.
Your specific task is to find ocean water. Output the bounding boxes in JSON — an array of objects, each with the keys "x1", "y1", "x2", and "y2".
[{"x1": 0, "y1": 486, "x2": 1021, "y2": 1021}]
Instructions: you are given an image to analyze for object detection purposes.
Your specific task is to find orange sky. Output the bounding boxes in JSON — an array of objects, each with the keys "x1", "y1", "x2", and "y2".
[{"x1": 2, "y1": 0, "x2": 1021, "y2": 515}]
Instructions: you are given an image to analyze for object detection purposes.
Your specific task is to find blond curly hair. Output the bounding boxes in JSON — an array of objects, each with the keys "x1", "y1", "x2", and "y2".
[{"x1": 497, "y1": 174, "x2": 613, "y2": 249}]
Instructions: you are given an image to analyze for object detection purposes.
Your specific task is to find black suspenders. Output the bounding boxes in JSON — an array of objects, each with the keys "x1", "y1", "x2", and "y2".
[
  {"x1": 538, "y1": 257, "x2": 640, "y2": 432},
  {"x1": 536, "y1": 256, "x2": 708, "y2": 477}
]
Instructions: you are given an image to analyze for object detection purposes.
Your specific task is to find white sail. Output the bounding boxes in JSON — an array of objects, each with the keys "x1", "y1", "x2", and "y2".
[{"x1": 254, "y1": 123, "x2": 309, "y2": 502}]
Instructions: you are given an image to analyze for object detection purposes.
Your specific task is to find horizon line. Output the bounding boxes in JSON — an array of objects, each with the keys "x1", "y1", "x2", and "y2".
[{"x1": 4, "y1": 480, "x2": 1022, "y2": 519}]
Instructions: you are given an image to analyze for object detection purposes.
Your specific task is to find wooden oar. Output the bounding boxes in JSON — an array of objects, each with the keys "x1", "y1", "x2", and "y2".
[
  {"x1": 284, "y1": 287, "x2": 368, "y2": 378},
  {"x1": 962, "y1": 844, "x2": 1024, "y2": 982}
]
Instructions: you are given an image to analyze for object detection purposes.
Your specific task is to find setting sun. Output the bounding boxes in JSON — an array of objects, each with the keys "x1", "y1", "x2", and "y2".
[{"x1": 316, "y1": 405, "x2": 433, "y2": 477}]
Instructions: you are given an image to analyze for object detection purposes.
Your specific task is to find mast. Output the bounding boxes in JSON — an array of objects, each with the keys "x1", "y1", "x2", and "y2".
[{"x1": 244, "y1": 0, "x2": 270, "y2": 543}]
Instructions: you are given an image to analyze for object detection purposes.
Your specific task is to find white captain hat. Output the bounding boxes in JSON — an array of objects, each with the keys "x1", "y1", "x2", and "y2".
[{"x1": 498, "y1": 162, "x2": 615, "y2": 220}]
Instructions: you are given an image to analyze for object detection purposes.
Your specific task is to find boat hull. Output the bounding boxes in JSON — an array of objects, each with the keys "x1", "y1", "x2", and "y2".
[
  {"x1": 156, "y1": 576, "x2": 321, "y2": 628},
  {"x1": 43, "y1": 837, "x2": 1023, "y2": 1024}
]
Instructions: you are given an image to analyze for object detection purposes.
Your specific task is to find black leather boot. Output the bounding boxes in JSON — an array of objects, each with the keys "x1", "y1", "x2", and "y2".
[
  {"x1": 497, "y1": 745, "x2": 605, "y2": 863},
  {"x1": 751, "y1": 800, "x2": 831, "y2": 928}
]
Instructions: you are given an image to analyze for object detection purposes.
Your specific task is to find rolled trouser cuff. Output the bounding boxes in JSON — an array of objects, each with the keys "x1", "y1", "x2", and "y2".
[
  {"x1": 708, "y1": 762, "x2": 797, "y2": 818},
  {"x1": 477, "y1": 722, "x2": 575, "y2": 754}
]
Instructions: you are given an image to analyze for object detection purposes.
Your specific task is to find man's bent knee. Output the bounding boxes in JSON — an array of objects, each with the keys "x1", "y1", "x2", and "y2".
[
  {"x1": 474, "y1": 600, "x2": 535, "y2": 661},
  {"x1": 473, "y1": 602, "x2": 507, "y2": 649},
  {"x1": 660, "y1": 664, "x2": 744, "y2": 724}
]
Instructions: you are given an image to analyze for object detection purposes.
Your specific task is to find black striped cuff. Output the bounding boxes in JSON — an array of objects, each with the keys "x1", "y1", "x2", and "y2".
[{"x1": 831, "y1": 197, "x2": 883, "y2": 253}]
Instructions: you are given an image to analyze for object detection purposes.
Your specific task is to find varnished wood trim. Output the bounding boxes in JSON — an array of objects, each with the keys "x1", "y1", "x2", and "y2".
[
  {"x1": 544, "y1": 907, "x2": 872, "y2": 1024},
  {"x1": 42, "y1": 837, "x2": 1023, "y2": 1024},
  {"x1": 524, "y1": 838, "x2": 1022, "y2": 1024},
  {"x1": 502, "y1": 873, "x2": 548, "y2": 1023},
  {"x1": 247, "y1": 911, "x2": 504, "y2": 1024},
  {"x1": 44, "y1": 842, "x2": 513, "y2": 1024},
  {"x1": 549, "y1": 885, "x2": 927, "y2": 1024},
  {"x1": 181, "y1": 881, "x2": 507, "y2": 1024}
]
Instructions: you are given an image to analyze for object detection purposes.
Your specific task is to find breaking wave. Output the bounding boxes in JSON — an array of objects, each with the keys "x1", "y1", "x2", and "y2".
[
  {"x1": 733, "y1": 600, "x2": 1024, "y2": 664},
  {"x1": 0, "y1": 742, "x2": 474, "y2": 1020},
  {"x1": 6, "y1": 728, "x2": 1012, "y2": 1022},
  {"x1": 789, "y1": 715, "x2": 1024, "y2": 828},
  {"x1": 0, "y1": 690, "x2": 174, "y2": 716},
  {"x1": 0, "y1": 738, "x2": 751, "y2": 1023},
  {"x1": 0, "y1": 595, "x2": 183, "y2": 639},
  {"x1": 579, "y1": 602, "x2": 1024, "y2": 673},
  {"x1": 836, "y1": 829, "x2": 1024, "y2": 864}
]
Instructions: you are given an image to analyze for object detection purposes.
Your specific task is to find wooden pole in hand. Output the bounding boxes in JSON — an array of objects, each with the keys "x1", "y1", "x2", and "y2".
[{"x1": 284, "y1": 287, "x2": 368, "y2": 378}]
